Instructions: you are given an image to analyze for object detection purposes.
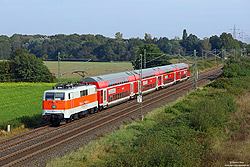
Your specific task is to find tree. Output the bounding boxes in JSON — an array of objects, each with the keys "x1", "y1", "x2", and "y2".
[
  {"x1": 10, "y1": 49, "x2": 55, "y2": 82},
  {"x1": 209, "y1": 35, "x2": 221, "y2": 50},
  {"x1": 144, "y1": 33, "x2": 152, "y2": 43},
  {"x1": 0, "y1": 61, "x2": 12, "y2": 82},
  {"x1": 182, "y1": 34, "x2": 200, "y2": 52},
  {"x1": 220, "y1": 33, "x2": 240, "y2": 49},
  {"x1": 247, "y1": 44, "x2": 250, "y2": 55},
  {"x1": 0, "y1": 35, "x2": 11, "y2": 59},
  {"x1": 201, "y1": 38, "x2": 211, "y2": 51},
  {"x1": 132, "y1": 44, "x2": 171, "y2": 70},
  {"x1": 115, "y1": 32, "x2": 123, "y2": 41},
  {"x1": 10, "y1": 34, "x2": 23, "y2": 52},
  {"x1": 156, "y1": 37, "x2": 172, "y2": 54},
  {"x1": 182, "y1": 29, "x2": 188, "y2": 41}
]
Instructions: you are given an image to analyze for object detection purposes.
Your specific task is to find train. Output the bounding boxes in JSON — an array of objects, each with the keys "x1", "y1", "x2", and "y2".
[{"x1": 42, "y1": 63, "x2": 189, "y2": 126}]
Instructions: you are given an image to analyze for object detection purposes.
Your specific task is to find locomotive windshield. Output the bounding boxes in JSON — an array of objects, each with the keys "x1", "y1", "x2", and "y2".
[{"x1": 45, "y1": 92, "x2": 65, "y2": 101}]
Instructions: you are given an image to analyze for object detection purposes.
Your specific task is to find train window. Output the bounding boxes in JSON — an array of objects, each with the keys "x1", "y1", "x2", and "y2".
[
  {"x1": 101, "y1": 90, "x2": 103, "y2": 96},
  {"x1": 111, "y1": 95, "x2": 112, "y2": 102},
  {"x1": 45, "y1": 93, "x2": 54, "y2": 101},
  {"x1": 115, "y1": 94, "x2": 117, "y2": 100},
  {"x1": 108, "y1": 96, "x2": 110, "y2": 102},
  {"x1": 81, "y1": 90, "x2": 88, "y2": 97},
  {"x1": 46, "y1": 93, "x2": 65, "y2": 101},
  {"x1": 118, "y1": 93, "x2": 120, "y2": 99},
  {"x1": 68, "y1": 93, "x2": 71, "y2": 99},
  {"x1": 85, "y1": 90, "x2": 88, "y2": 96},
  {"x1": 55, "y1": 93, "x2": 65, "y2": 100}
]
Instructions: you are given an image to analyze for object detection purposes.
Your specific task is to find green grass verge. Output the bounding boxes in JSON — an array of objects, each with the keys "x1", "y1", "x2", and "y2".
[{"x1": 0, "y1": 82, "x2": 54, "y2": 130}]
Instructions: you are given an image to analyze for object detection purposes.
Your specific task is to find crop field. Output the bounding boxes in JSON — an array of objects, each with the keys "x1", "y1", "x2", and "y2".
[
  {"x1": 0, "y1": 83, "x2": 54, "y2": 129},
  {"x1": 44, "y1": 61, "x2": 134, "y2": 79}
]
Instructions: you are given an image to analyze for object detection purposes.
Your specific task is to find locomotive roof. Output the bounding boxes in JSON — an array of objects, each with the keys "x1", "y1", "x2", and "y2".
[
  {"x1": 45, "y1": 84, "x2": 96, "y2": 93},
  {"x1": 81, "y1": 63, "x2": 188, "y2": 83}
]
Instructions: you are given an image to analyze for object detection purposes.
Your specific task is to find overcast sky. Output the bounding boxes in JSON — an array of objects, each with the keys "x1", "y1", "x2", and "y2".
[{"x1": 0, "y1": 0, "x2": 249, "y2": 42}]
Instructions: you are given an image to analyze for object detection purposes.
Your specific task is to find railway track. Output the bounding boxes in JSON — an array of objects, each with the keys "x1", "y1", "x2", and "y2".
[{"x1": 0, "y1": 66, "x2": 222, "y2": 167}]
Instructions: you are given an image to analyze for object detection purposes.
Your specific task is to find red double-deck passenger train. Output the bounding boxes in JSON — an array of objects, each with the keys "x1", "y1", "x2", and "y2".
[{"x1": 42, "y1": 63, "x2": 189, "y2": 125}]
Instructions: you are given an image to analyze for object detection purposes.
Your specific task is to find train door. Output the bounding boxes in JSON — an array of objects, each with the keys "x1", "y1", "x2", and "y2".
[
  {"x1": 103, "y1": 89, "x2": 107, "y2": 105},
  {"x1": 161, "y1": 75, "x2": 163, "y2": 85},
  {"x1": 70, "y1": 92, "x2": 74, "y2": 113},
  {"x1": 130, "y1": 83, "x2": 133, "y2": 95},
  {"x1": 156, "y1": 77, "x2": 159, "y2": 87},
  {"x1": 158, "y1": 76, "x2": 161, "y2": 86},
  {"x1": 134, "y1": 82, "x2": 138, "y2": 94}
]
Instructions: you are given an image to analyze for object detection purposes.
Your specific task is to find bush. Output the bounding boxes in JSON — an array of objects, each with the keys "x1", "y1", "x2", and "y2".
[{"x1": 104, "y1": 123, "x2": 204, "y2": 167}]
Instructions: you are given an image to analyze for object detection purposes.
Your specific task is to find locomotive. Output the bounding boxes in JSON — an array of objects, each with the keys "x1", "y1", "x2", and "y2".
[{"x1": 42, "y1": 63, "x2": 189, "y2": 125}]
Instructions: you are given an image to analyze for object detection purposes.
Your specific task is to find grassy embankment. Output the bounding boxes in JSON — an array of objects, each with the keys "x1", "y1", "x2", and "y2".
[
  {"x1": 0, "y1": 83, "x2": 54, "y2": 139},
  {"x1": 47, "y1": 57, "x2": 250, "y2": 167}
]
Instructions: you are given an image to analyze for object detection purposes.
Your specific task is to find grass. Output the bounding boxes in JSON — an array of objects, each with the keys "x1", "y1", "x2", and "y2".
[
  {"x1": 44, "y1": 61, "x2": 134, "y2": 79},
  {"x1": 206, "y1": 92, "x2": 250, "y2": 166},
  {"x1": 0, "y1": 82, "x2": 54, "y2": 131}
]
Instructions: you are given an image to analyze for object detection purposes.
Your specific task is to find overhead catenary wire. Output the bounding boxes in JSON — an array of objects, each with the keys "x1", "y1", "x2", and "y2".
[{"x1": 61, "y1": 59, "x2": 91, "y2": 76}]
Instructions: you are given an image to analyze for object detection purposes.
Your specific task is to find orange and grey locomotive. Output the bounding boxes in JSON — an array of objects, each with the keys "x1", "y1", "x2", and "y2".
[{"x1": 42, "y1": 83, "x2": 98, "y2": 126}]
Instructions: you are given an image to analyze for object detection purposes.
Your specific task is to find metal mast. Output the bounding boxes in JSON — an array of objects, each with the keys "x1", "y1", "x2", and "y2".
[
  {"x1": 58, "y1": 52, "x2": 61, "y2": 83},
  {"x1": 193, "y1": 50, "x2": 198, "y2": 90}
]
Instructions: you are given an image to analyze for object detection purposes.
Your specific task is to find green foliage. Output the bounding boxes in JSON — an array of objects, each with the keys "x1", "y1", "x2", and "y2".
[
  {"x1": 222, "y1": 58, "x2": 250, "y2": 78},
  {"x1": 182, "y1": 29, "x2": 188, "y2": 40},
  {"x1": 0, "y1": 35, "x2": 11, "y2": 59},
  {"x1": 247, "y1": 44, "x2": 250, "y2": 54},
  {"x1": 132, "y1": 44, "x2": 171, "y2": 70},
  {"x1": 189, "y1": 91, "x2": 236, "y2": 132},
  {"x1": 207, "y1": 57, "x2": 250, "y2": 94},
  {"x1": 9, "y1": 49, "x2": 55, "y2": 82},
  {"x1": 0, "y1": 82, "x2": 54, "y2": 130},
  {"x1": 105, "y1": 125, "x2": 203, "y2": 167},
  {"x1": 0, "y1": 32, "x2": 245, "y2": 65},
  {"x1": 0, "y1": 61, "x2": 12, "y2": 82}
]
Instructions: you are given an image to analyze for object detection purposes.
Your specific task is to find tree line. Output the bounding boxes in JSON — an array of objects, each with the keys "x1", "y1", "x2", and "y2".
[
  {"x1": 0, "y1": 30, "x2": 249, "y2": 82},
  {"x1": 0, "y1": 30, "x2": 249, "y2": 61}
]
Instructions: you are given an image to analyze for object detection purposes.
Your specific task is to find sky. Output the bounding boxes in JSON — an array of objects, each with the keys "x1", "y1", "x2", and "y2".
[{"x1": 0, "y1": 0, "x2": 249, "y2": 42}]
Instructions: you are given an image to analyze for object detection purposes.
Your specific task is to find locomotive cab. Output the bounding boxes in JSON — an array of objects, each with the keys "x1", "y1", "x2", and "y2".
[
  {"x1": 43, "y1": 90, "x2": 66, "y2": 126},
  {"x1": 42, "y1": 84, "x2": 98, "y2": 126}
]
